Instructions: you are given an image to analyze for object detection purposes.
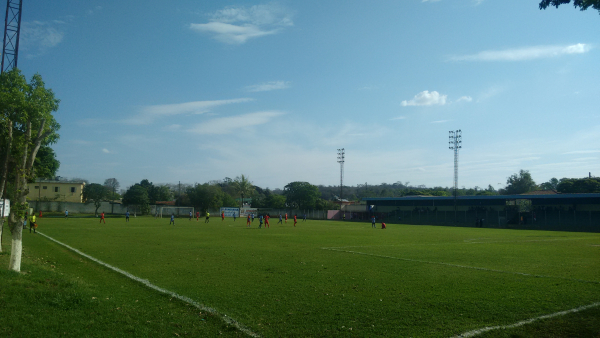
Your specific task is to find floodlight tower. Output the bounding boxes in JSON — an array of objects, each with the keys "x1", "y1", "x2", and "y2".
[
  {"x1": 337, "y1": 148, "x2": 345, "y2": 202},
  {"x1": 449, "y1": 130, "x2": 462, "y2": 223},
  {"x1": 1, "y1": 0, "x2": 23, "y2": 73}
]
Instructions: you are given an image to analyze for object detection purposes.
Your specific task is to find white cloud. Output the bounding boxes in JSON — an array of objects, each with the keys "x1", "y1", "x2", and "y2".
[
  {"x1": 191, "y1": 3, "x2": 293, "y2": 44},
  {"x1": 401, "y1": 91, "x2": 447, "y2": 107},
  {"x1": 431, "y1": 120, "x2": 449, "y2": 123},
  {"x1": 456, "y1": 96, "x2": 473, "y2": 103},
  {"x1": 21, "y1": 21, "x2": 64, "y2": 57},
  {"x1": 126, "y1": 98, "x2": 254, "y2": 125},
  {"x1": 562, "y1": 150, "x2": 600, "y2": 155},
  {"x1": 390, "y1": 116, "x2": 406, "y2": 120},
  {"x1": 451, "y1": 43, "x2": 591, "y2": 62},
  {"x1": 187, "y1": 111, "x2": 285, "y2": 134},
  {"x1": 245, "y1": 81, "x2": 290, "y2": 92},
  {"x1": 102, "y1": 148, "x2": 110, "y2": 154}
]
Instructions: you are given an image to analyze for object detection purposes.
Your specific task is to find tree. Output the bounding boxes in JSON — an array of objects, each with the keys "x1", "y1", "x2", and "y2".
[
  {"x1": 103, "y1": 178, "x2": 120, "y2": 213},
  {"x1": 83, "y1": 183, "x2": 109, "y2": 216},
  {"x1": 539, "y1": 0, "x2": 600, "y2": 13},
  {"x1": 103, "y1": 178, "x2": 120, "y2": 200},
  {"x1": 502, "y1": 170, "x2": 538, "y2": 195},
  {"x1": 540, "y1": 177, "x2": 559, "y2": 191},
  {"x1": 186, "y1": 183, "x2": 224, "y2": 212},
  {"x1": 0, "y1": 69, "x2": 60, "y2": 270},
  {"x1": 557, "y1": 177, "x2": 600, "y2": 193},
  {"x1": 148, "y1": 185, "x2": 172, "y2": 204},
  {"x1": 283, "y1": 181, "x2": 320, "y2": 210},
  {"x1": 231, "y1": 175, "x2": 254, "y2": 208},
  {"x1": 122, "y1": 185, "x2": 150, "y2": 214},
  {"x1": 33, "y1": 146, "x2": 60, "y2": 179}
]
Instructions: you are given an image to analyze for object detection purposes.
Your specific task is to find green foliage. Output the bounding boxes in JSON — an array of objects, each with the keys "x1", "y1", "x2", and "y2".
[
  {"x1": 82, "y1": 183, "x2": 109, "y2": 216},
  {"x1": 502, "y1": 170, "x2": 538, "y2": 195},
  {"x1": 32, "y1": 146, "x2": 59, "y2": 179},
  {"x1": 540, "y1": 177, "x2": 559, "y2": 191},
  {"x1": 186, "y1": 183, "x2": 224, "y2": 212},
  {"x1": 231, "y1": 174, "x2": 254, "y2": 206},
  {"x1": 557, "y1": 177, "x2": 600, "y2": 193},
  {"x1": 266, "y1": 194, "x2": 286, "y2": 209},
  {"x1": 539, "y1": 0, "x2": 600, "y2": 13},
  {"x1": 284, "y1": 181, "x2": 320, "y2": 209},
  {"x1": 221, "y1": 193, "x2": 238, "y2": 208},
  {"x1": 122, "y1": 184, "x2": 150, "y2": 214}
]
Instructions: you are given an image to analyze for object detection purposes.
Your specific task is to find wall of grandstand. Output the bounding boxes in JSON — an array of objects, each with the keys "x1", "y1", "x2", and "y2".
[{"x1": 365, "y1": 194, "x2": 600, "y2": 232}]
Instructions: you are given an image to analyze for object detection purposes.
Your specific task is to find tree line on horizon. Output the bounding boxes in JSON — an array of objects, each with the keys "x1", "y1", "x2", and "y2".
[{"x1": 74, "y1": 169, "x2": 600, "y2": 216}]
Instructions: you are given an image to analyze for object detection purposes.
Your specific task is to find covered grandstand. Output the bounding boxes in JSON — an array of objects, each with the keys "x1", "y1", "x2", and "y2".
[{"x1": 361, "y1": 193, "x2": 600, "y2": 232}]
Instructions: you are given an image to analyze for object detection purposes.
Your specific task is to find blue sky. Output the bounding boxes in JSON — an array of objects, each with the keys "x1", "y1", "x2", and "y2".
[{"x1": 18, "y1": 0, "x2": 600, "y2": 191}]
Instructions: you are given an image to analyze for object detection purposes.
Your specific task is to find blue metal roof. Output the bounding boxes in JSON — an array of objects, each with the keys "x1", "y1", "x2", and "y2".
[{"x1": 363, "y1": 193, "x2": 600, "y2": 202}]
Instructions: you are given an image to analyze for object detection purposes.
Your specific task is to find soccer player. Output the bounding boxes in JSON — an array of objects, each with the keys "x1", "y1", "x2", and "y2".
[
  {"x1": 285, "y1": 213, "x2": 288, "y2": 223},
  {"x1": 170, "y1": 213, "x2": 175, "y2": 225},
  {"x1": 221, "y1": 211, "x2": 225, "y2": 221},
  {"x1": 233, "y1": 212, "x2": 236, "y2": 221},
  {"x1": 381, "y1": 222, "x2": 387, "y2": 229},
  {"x1": 65, "y1": 209, "x2": 68, "y2": 218},
  {"x1": 39, "y1": 210, "x2": 42, "y2": 218},
  {"x1": 205, "y1": 212, "x2": 210, "y2": 223},
  {"x1": 293, "y1": 215, "x2": 297, "y2": 227},
  {"x1": 265, "y1": 214, "x2": 270, "y2": 228},
  {"x1": 251, "y1": 213, "x2": 255, "y2": 223},
  {"x1": 247, "y1": 214, "x2": 251, "y2": 227},
  {"x1": 30, "y1": 214, "x2": 37, "y2": 233},
  {"x1": 196, "y1": 211, "x2": 200, "y2": 221},
  {"x1": 259, "y1": 215, "x2": 263, "y2": 228},
  {"x1": 189, "y1": 211, "x2": 193, "y2": 221},
  {"x1": 371, "y1": 215, "x2": 376, "y2": 228},
  {"x1": 126, "y1": 211, "x2": 130, "y2": 222},
  {"x1": 303, "y1": 213, "x2": 307, "y2": 222},
  {"x1": 100, "y1": 211, "x2": 106, "y2": 224},
  {"x1": 278, "y1": 214, "x2": 283, "y2": 224}
]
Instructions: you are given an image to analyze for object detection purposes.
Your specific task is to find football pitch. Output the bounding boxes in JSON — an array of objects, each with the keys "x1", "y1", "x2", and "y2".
[{"x1": 13, "y1": 216, "x2": 600, "y2": 337}]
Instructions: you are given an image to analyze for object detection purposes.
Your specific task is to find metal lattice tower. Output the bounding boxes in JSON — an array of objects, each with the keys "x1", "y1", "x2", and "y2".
[
  {"x1": 449, "y1": 130, "x2": 462, "y2": 222},
  {"x1": 337, "y1": 148, "x2": 345, "y2": 201},
  {"x1": 1, "y1": 0, "x2": 23, "y2": 73}
]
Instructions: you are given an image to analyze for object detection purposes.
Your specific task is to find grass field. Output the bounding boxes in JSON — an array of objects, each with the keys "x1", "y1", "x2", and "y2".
[{"x1": 1, "y1": 216, "x2": 599, "y2": 337}]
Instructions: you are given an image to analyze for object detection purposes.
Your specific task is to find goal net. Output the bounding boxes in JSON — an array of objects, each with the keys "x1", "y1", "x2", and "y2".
[{"x1": 160, "y1": 206, "x2": 194, "y2": 218}]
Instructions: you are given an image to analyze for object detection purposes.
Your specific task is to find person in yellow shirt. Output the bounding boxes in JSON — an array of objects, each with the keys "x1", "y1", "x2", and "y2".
[
  {"x1": 205, "y1": 212, "x2": 210, "y2": 223},
  {"x1": 30, "y1": 214, "x2": 37, "y2": 233}
]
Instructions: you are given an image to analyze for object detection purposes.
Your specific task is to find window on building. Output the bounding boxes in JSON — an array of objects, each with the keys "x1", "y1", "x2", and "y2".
[
  {"x1": 34, "y1": 186, "x2": 39, "y2": 189},
  {"x1": 43, "y1": 186, "x2": 47, "y2": 189},
  {"x1": 54, "y1": 187, "x2": 59, "y2": 192},
  {"x1": 71, "y1": 187, "x2": 76, "y2": 193}
]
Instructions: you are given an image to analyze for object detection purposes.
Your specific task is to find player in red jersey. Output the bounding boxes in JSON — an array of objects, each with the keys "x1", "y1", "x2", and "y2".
[
  {"x1": 293, "y1": 215, "x2": 297, "y2": 227},
  {"x1": 285, "y1": 213, "x2": 288, "y2": 223},
  {"x1": 196, "y1": 211, "x2": 200, "y2": 221},
  {"x1": 221, "y1": 211, "x2": 225, "y2": 221},
  {"x1": 265, "y1": 214, "x2": 270, "y2": 228},
  {"x1": 246, "y1": 214, "x2": 251, "y2": 227},
  {"x1": 100, "y1": 211, "x2": 106, "y2": 224}
]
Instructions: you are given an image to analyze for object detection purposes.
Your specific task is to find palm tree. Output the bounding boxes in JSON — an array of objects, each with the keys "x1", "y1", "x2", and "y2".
[{"x1": 232, "y1": 174, "x2": 255, "y2": 209}]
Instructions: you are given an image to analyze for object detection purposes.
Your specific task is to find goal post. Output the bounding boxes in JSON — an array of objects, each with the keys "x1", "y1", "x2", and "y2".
[{"x1": 160, "y1": 206, "x2": 194, "y2": 218}]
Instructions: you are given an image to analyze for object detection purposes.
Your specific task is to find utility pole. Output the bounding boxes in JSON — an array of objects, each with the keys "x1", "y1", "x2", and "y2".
[
  {"x1": 449, "y1": 130, "x2": 462, "y2": 224},
  {"x1": 337, "y1": 148, "x2": 345, "y2": 202}
]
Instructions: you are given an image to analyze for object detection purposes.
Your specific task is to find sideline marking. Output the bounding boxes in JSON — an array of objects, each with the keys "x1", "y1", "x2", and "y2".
[
  {"x1": 38, "y1": 232, "x2": 260, "y2": 338},
  {"x1": 451, "y1": 302, "x2": 600, "y2": 337},
  {"x1": 321, "y1": 248, "x2": 600, "y2": 285}
]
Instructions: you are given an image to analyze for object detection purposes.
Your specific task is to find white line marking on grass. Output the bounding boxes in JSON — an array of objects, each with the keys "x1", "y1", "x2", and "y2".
[
  {"x1": 38, "y1": 232, "x2": 260, "y2": 338},
  {"x1": 451, "y1": 301, "x2": 600, "y2": 338},
  {"x1": 321, "y1": 248, "x2": 600, "y2": 285}
]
